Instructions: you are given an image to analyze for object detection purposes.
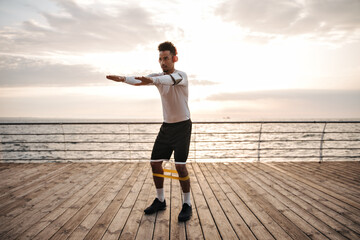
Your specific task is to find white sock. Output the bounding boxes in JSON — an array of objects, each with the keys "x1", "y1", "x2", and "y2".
[
  {"x1": 183, "y1": 192, "x2": 191, "y2": 206},
  {"x1": 156, "y1": 188, "x2": 165, "y2": 202}
]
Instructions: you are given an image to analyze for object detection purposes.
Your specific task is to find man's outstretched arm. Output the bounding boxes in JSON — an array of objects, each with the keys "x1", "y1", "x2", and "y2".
[
  {"x1": 106, "y1": 75, "x2": 147, "y2": 86},
  {"x1": 106, "y1": 75, "x2": 125, "y2": 82},
  {"x1": 135, "y1": 72, "x2": 187, "y2": 86}
]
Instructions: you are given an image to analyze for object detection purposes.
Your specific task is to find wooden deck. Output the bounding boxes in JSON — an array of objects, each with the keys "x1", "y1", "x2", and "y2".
[{"x1": 0, "y1": 161, "x2": 359, "y2": 240}]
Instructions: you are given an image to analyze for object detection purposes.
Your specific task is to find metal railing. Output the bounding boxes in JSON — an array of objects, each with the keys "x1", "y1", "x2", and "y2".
[{"x1": 0, "y1": 121, "x2": 359, "y2": 163}]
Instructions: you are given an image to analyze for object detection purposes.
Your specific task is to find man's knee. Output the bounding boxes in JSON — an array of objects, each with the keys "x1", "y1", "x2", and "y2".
[
  {"x1": 150, "y1": 161, "x2": 163, "y2": 172},
  {"x1": 175, "y1": 164, "x2": 188, "y2": 177},
  {"x1": 150, "y1": 161, "x2": 162, "y2": 167}
]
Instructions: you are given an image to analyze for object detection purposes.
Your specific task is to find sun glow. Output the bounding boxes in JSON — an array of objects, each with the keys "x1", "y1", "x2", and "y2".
[{"x1": 1, "y1": 0, "x2": 359, "y2": 119}]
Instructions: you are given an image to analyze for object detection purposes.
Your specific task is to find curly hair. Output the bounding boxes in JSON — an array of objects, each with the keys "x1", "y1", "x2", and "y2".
[{"x1": 158, "y1": 41, "x2": 177, "y2": 56}]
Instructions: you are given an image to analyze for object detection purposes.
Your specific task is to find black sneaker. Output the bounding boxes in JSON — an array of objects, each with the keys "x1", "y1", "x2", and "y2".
[
  {"x1": 178, "y1": 203, "x2": 192, "y2": 222},
  {"x1": 144, "y1": 198, "x2": 166, "y2": 214}
]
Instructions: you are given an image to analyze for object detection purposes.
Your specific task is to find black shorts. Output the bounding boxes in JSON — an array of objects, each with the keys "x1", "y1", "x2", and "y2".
[{"x1": 151, "y1": 119, "x2": 192, "y2": 164}]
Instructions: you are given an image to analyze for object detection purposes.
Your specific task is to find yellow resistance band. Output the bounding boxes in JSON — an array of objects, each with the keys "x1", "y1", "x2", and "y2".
[{"x1": 153, "y1": 169, "x2": 190, "y2": 181}]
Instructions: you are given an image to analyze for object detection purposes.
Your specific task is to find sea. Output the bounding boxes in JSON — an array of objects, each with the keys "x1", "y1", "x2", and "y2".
[{"x1": 0, "y1": 118, "x2": 359, "y2": 163}]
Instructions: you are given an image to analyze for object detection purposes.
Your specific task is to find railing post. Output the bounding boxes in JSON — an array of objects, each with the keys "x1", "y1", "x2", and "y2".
[
  {"x1": 194, "y1": 123, "x2": 197, "y2": 162},
  {"x1": 0, "y1": 132, "x2": 2, "y2": 161},
  {"x1": 60, "y1": 123, "x2": 67, "y2": 161},
  {"x1": 257, "y1": 123, "x2": 263, "y2": 162},
  {"x1": 319, "y1": 122, "x2": 327, "y2": 163},
  {"x1": 128, "y1": 124, "x2": 132, "y2": 161}
]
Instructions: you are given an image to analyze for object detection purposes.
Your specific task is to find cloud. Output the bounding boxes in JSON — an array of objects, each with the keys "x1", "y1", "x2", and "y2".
[
  {"x1": 216, "y1": 0, "x2": 360, "y2": 43},
  {"x1": 207, "y1": 89, "x2": 360, "y2": 101},
  {"x1": 0, "y1": 55, "x2": 104, "y2": 87},
  {"x1": 206, "y1": 89, "x2": 360, "y2": 118},
  {"x1": 0, "y1": 91, "x2": 162, "y2": 119},
  {"x1": 0, "y1": 0, "x2": 168, "y2": 54},
  {"x1": 0, "y1": 55, "x2": 223, "y2": 87},
  {"x1": 191, "y1": 79, "x2": 219, "y2": 86},
  {"x1": 188, "y1": 74, "x2": 219, "y2": 86}
]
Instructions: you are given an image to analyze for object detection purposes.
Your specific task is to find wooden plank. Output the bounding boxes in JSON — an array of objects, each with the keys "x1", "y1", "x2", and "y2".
[
  {"x1": 327, "y1": 162, "x2": 360, "y2": 178},
  {"x1": 238, "y1": 163, "x2": 350, "y2": 240},
  {"x1": 31, "y1": 163, "x2": 123, "y2": 240},
  {"x1": 184, "y1": 163, "x2": 204, "y2": 240},
  {"x1": 0, "y1": 163, "x2": 24, "y2": 174},
  {"x1": 119, "y1": 168, "x2": 153, "y2": 239},
  {"x1": 0, "y1": 163, "x2": 70, "y2": 197},
  {"x1": 328, "y1": 162, "x2": 360, "y2": 197},
  {"x1": 212, "y1": 162, "x2": 275, "y2": 240},
  {"x1": 0, "y1": 163, "x2": 74, "y2": 212},
  {"x1": 0, "y1": 162, "x2": 358, "y2": 240},
  {"x1": 169, "y1": 163, "x2": 186, "y2": 240},
  {"x1": 235, "y1": 163, "x2": 313, "y2": 239},
  {"x1": 76, "y1": 163, "x2": 145, "y2": 240},
  {"x1": 5, "y1": 163, "x2": 107, "y2": 239},
  {"x1": 2, "y1": 163, "x2": 94, "y2": 220},
  {"x1": 200, "y1": 163, "x2": 256, "y2": 239},
  {"x1": 0, "y1": 163, "x2": 60, "y2": 194},
  {"x1": 242, "y1": 164, "x2": 327, "y2": 240},
  {"x1": 192, "y1": 163, "x2": 238, "y2": 239},
  {"x1": 283, "y1": 163, "x2": 360, "y2": 199},
  {"x1": 151, "y1": 161, "x2": 171, "y2": 240},
  {"x1": 0, "y1": 164, "x2": 76, "y2": 225},
  {"x1": 0, "y1": 163, "x2": 42, "y2": 182},
  {"x1": 300, "y1": 162, "x2": 360, "y2": 197},
  {"x1": 217, "y1": 163, "x2": 298, "y2": 240},
  {"x1": 268, "y1": 163, "x2": 360, "y2": 210},
  {"x1": 0, "y1": 163, "x2": 14, "y2": 173},
  {"x1": 133, "y1": 163, "x2": 159, "y2": 240},
  {"x1": 101, "y1": 165, "x2": 150, "y2": 240},
  {"x1": 215, "y1": 162, "x2": 283, "y2": 240},
  {"x1": 304, "y1": 162, "x2": 360, "y2": 187},
  {"x1": 17, "y1": 163, "x2": 113, "y2": 240},
  {"x1": 259, "y1": 163, "x2": 360, "y2": 230},
  {"x1": 0, "y1": 163, "x2": 95, "y2": 239},
  {"x1": 68, "y1": 163, "x2": 140, "y2": 239},
  {"x1": 249, "y1": 163, "x2": 360, "y2": 239},
  {"x1": 48, "y1": 163, "x2": 129, "y2": 240},
  {"x1": 187, "y1": 163, "x2": 221, "y2": 240}
]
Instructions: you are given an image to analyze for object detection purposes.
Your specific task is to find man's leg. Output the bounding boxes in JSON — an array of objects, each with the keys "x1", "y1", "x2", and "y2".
[
  {"x1": 174, "y1": 120, "x2": 191, "y2": 196},
  {"x1": 176, "y1": 163, "x2": 192, "y2": 222},
  {"x1": 175, "y1": 163, "x2": 190, "y2": 193},
  {"x1": 151, "y1": 161, "x2": 164, "y2": 189},
  {"x1": 144, "y1": 160, "x2": 167, "y2": 214},
  {"x1": 151, "y1": 161, "x2": 165, "y2": 202}
]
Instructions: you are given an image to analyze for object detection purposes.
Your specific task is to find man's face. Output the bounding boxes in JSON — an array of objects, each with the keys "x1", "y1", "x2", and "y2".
[{"x1": 159, "y1": 50, "x2": 175, "y2": 74}]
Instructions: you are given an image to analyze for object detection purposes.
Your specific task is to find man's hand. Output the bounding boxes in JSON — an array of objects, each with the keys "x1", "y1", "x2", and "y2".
[
  {"x1": 106, "y1": 75, "x2": 125, "y2": 82},
  {"x1": 135, "y1": 76, "x2": 153, "y2": 86}
]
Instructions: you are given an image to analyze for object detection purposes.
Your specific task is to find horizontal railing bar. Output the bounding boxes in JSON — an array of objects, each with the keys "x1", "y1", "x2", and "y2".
[
  {"x1": 187, "y1": 131, "x2": 360, "y2": 134},
  {"x1": 1, "y1": 156, "x2": 358, "y2": 162},
  {"x1": 0, "y1": 142, "x2": 152, "y2": 144},
  {"x1": 0, "y1": 157, "x2": 256, "y2": 161},
  {"x1": 1, "y1": 121, "x2": 358, "y2": 162},
  {"x1": 1, "y1": 120, "x2": 360, "y2": 125},
  {"x1": 0, "y1": 133, "x2": 157, "y2": 136},
  {"x1": 1, "y1": 131, "x2": 360, "y2": 136},
  {"x1": 196, "y1": 140, "x2": 360, "y2": 142},
  {"x1": 2, "y1": 147, "x2": 359, "y2": 152},
  {"x1": 2, "y1": 139, "x2": 359, "y2": 144},
  {"x1": 0, "y1": 150, "x2": 151, "y2": 152}
]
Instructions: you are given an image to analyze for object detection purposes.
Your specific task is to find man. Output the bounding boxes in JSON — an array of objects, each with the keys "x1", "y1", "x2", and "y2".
[{"x1": 106, "y1": 41, "x2": 192, "y2": 222}]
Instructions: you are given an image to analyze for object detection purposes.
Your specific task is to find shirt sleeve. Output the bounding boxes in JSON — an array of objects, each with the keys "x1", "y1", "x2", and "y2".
[
  {"x1": 124, "y1": 73, "x2": 159, "y2": 85},
  {"x1": 151, "y1": 72, "x2": 187, "y2": 86},
  {"x1": 124, "y1": 76, "x2": 142, "y2": 85}
]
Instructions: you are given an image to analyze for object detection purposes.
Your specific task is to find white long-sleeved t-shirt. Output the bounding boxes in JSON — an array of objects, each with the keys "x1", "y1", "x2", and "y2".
[{"x1": 124, "y1": 70, "x2": 190, "y2": 123}]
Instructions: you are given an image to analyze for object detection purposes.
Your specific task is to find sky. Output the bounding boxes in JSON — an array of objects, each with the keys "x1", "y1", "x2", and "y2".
[{"x1": 0, "y1": 0, "x2": 359, "y2": 120}]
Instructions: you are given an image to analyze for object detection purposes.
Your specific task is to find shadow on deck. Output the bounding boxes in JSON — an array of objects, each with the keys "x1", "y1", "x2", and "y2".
[{"x1": 0, "y1": 161, "x2": 359, "y2": 239}]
